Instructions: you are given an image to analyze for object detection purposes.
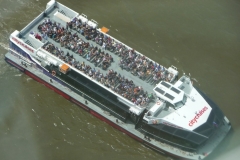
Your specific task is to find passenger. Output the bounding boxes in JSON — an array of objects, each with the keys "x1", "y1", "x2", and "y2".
[
  {"x1": 167, "y1": 73, "x2": 173, "y2": 82},
  {"x1": 86, "y1": 53, "x2": 91, "y2": 61},
  {"x1": 71, "y1": 58, "x2": 75, "y2": 65},
  {"x1": 91, "y1": 68, "x2": 96, "y2": 74},
  {"x1": 69, "y1": 22, "x2": 72, "y2": 29},
  {"x1": 42, "y1": 32, "x2": 48, "y2": 42},
  {"x1": 88, "y1": 70, "x2": 93, "y2": 77},
  {"x1": 39, "y1": 20, "x2": 151, "y2": 104},
  {"x1": 102, "y1": 42, "x2": 106, "y2": 50},
  {"x1": 134, "y1": 87, "x2": 139, "y2": 94},
  {"x1": 35, "y1": 33, "x2": 42, "y2": 41}
]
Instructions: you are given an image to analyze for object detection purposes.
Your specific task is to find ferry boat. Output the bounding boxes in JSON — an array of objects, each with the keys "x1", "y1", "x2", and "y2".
[{"x1": 3, "y1": 0, "x2": 231, "y2": 159}]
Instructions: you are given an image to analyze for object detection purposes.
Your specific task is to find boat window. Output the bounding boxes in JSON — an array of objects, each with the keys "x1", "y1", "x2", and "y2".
[
  {"x1": 155, "y1": 87, "x2": 165, "y2": 94},
  {"x1": 161, "y1": 81, "x2": 171, "y2": 88},
  {"x1": 179, "y1": 86, "x2": 185, "y2": 90},
  {"x1": 182, "y1": 95, "x2": 187, "y2": 104},
  {"x1": 174, "y1": 95, "x2": 187, "y2": 109},
  {"x1": 164, "y1": 93, "x2": 174, "y2": 100},
  {"x1": 171, "y1": 87, "x2": 180, "y2": 94},
  {"x1": 174, "y1": 101, "x2": 184, "y2": 109}
]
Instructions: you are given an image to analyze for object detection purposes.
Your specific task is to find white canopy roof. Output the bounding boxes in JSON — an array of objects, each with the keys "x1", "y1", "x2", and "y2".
[
  {"x1": 36, "y1": 51, "x2": 47, "y2": 59},
  {"x1": 77, "y1": 14, "x2": 88, "y2": 23},
  {"x1": 47, "y1": 56, "x2": 58, "y2": 66}
]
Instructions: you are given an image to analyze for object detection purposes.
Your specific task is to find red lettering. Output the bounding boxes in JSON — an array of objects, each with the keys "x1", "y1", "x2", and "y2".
[
  {"x1": 12, "y1": 37, "x2": 34, "y2": 53},
  {"x1": 189, "y1": 106, "x2": 208, "y2": 126}
]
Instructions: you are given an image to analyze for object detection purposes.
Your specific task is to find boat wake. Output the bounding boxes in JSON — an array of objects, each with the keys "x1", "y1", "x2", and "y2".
[{"x1": 14, "y1": 74, "x2": 22, "y2": 77}]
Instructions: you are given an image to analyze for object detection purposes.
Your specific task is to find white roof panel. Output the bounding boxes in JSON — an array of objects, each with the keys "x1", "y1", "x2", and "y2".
[{"x1": 154, "y1": 81, "x2": 184, "y2": 104}]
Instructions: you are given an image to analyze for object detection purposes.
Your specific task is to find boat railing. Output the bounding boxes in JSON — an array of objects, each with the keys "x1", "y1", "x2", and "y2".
[
  {"x1": 77, "y1": 14, "x2": 88, "y2": 23},
  {"x1": 170, "y1": 65, "x2": 177, "y2": 71},
  {"x1": 90, "y1": 19, "x2": 98, "y2": 25},
  {"x1": 87, "y1": 19, "x2": 98, "y2": 29}
]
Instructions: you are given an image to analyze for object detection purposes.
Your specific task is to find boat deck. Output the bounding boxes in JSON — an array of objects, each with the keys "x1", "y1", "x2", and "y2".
[{"x1": 19, "y1": 6, "x2": 172, "y2": 109}]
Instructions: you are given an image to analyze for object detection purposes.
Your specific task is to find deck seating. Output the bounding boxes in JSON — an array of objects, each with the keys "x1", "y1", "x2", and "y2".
[
  {"x1": 69, "y1": 20, "x2": 170, "y2": 83},
  {"x1": 42, "y1": 42, "x2": 149, "y2": 107},
  {"x1": 37, "y1": 18, "x2": 170, "y2": 83},
  {"x1": 38, "y1": 18, "x2": 156, "y2": 106},
  {"x1": 37, "y1": 18, "x2": 113, "y2": 70}
]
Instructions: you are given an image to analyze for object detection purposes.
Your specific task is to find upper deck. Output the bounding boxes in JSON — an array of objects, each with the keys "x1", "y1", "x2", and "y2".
[{"x1": 11, "y1": 0, "x2": 178, "y2": 115}]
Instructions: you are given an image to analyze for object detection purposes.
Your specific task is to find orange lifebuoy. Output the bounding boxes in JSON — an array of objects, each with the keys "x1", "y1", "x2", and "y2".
[
  {"x1": 157, "y1": 102, "x2": 160, "y2": 105},
  {"x1": 52, "y1": 70, "x2": 56, "y2": 76}
]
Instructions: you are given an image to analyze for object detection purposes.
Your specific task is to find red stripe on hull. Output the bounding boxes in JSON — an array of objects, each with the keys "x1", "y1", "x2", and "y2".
[
  {"x1": 71, "y1": 98, "x2": 89, "y2": 111},
  {"x1": 24, "y1": 70, "x2": 70, "y2": 100},
  {"x1": 6, "y1": 59, "x2": 25, "y2": 71}
]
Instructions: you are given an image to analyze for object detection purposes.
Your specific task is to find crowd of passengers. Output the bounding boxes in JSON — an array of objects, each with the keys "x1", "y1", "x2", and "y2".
[
  {"x1": 37, "y1": 17, "x2": 175, "y2": 105},
  {"x1": 37, "y1": 19, "x2": 113, "y2": 69},
  {"x1": 119, "y1": 50, "x2": 174, "y2": 83},
  {"x1": 43, "y1": 42, "x2": 151, "y2": 106},
  {"x1": 37, "y1": 17, "x2": 173, "y2": 83},
  {"x1": 36, "y1": 17, "x2": 175, "y2": 105}
]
